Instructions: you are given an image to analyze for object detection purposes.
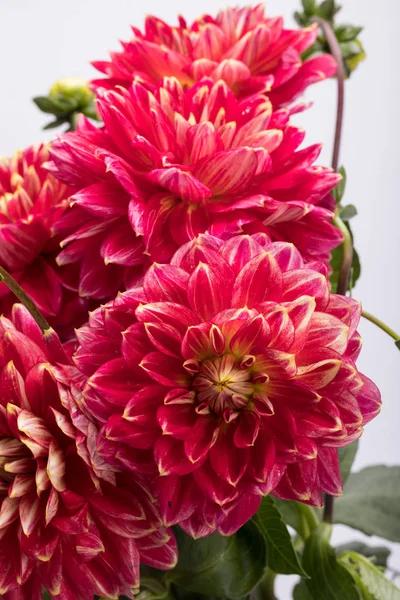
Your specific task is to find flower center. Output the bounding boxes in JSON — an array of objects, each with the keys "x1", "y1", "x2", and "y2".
[{"x1": 193, "y1": 354, "x2": 254, "y2": 416}]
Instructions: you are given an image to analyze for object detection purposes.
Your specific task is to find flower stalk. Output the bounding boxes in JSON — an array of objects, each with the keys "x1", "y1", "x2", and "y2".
[
  {"x1": 362, "y1": 311, "x2": 400, "y2": 345},
  {"x1": 333, "y1": 214, "x2": 354, "y2": 294},
  {"x1": 311, "y1": 17, "x2": 346, "y2": 172},
  {"x1": 0, "y1": 265, "x2": 50, "y2": 332},
  {"x1": 312, "y1": 16, "x2": 351, "y2": 524}
]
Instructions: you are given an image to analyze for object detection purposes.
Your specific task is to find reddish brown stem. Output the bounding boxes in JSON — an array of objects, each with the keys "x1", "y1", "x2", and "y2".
[{"x1": 311, "y1": 17, "x2": 350, "y2": 524}]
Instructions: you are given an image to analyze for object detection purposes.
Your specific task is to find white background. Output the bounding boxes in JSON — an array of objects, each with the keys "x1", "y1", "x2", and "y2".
[{"x1": 1, "y1": 0, "x2": 399, "y2": 597}]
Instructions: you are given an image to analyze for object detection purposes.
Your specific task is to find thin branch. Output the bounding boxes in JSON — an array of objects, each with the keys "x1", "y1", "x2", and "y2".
[
  {"x1": 0, "y1": 265, "x2": 50, "y2": 332},
  {"x1": 362, "y1": 311, "x2": 400, "y2": 343},
  {"x1": 311, "y1": 16, "x2": 346, "y2": 172},
  {"x1": 311, "y1": 16, "x2": 349, "y2": 525}
]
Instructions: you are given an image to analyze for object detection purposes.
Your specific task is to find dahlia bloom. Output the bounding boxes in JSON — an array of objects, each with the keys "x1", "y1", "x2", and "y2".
[
  {"x1": 0, "y1": 304, "x2": 177, "y2": 598},
  {"x1": 0, "y1": 144, "x2": 89, "y2": 339},
  {"x1": 91, "y1": 4, "x2": 337, "y2": 107},
  {"x1": 49, "y1": 78, "x2": 342, "y2": 300},
  {"x1": 75, "y1": 234, "x2": 381, "y2": 538}
]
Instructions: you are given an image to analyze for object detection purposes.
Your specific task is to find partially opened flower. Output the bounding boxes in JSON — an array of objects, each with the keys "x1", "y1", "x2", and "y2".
[
  {"x1": 49, "y1": 78, "x2": 342, "y2": 300},
  {"x1": 75, "y1": 234, "x2": 381, "y2": 538},
  {"x1": 0, "y1": 304, "x2": 177, "y2": 598},
  {"x1": 0, "y1": 145, "x2": 89, "y2": 340},
  {"x1": 91, "y1": 4, "x2": 337, "y2": 107}
]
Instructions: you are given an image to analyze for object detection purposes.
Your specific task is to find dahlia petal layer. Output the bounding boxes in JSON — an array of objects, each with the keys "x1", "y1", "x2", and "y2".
[
  {"x1": 90, "y1": 5, "x2": 336, "y2": 107},
  {"x1": 50, "y1": 78, "x2": 342, "y2": 300},
  {"x1": 0, "y1": 145, "x2": 90, "y2": 340},
  {"x1": 0, "y1": 305, "x2": 177, "y2": 598},
  {"x1": 74, "y1": 235, "x2": 381, "y2": 536}
]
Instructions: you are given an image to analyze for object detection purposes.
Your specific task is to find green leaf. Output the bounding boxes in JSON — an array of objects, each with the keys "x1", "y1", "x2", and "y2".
[
  {"x1": 167, "y1": 523, "x2": 266, "y2": 598},
  {"x1": 137, "y1": 566, "x2": 175, "y2": 600},
  {"x1": 338, "y1": 440, "x2": 359, "y2": 485},
  {"x1": 335, "y1": 466, "x2": 400, "y2": 542},
  {"x1": 318, "y1": 0, "x2": 336, "y2": 21},
  {"x1": 349, "y1": 246, "x2": 361, "y2": 291},
  {"x1": 273, "y1": 499, "x2": 303, "y2": 533},
  {"x1": 43, "y1": 117, "x2": 68, "y2": 130},
  {"x1": 33, "y1": 96, "x2": 63, "y2": 115},
  {"x1": 293, "y1": 580, "x2": 314, "y2": 600},
  {"x1": 345, "y1": 40, "x2": 366, "y2": 74},
  {"x1": 253, "y1": 496, "x2": 308, "y2": 577},
  {"x1": 332, "y1": 166, "x2": 347, "y2": 205},
  {"x1": 335, "y1": 542, "x2": 391, "y2": 569},
  {"x1": 294, "y1": 11, "x2": 309, "y2": 26},
  {"x1": 335, "y1": 25, "x2": 363, "y2": 42},
  {"x1": 302, "y1": 522, "x2": 359, "y2": 600},
  {"x1": 340, "y1": 40, "x2": 364, "y2": 60},
  {"x1": 340, "y1": 204, "x2": 358, "y2": 221},
  {"x1": 395, "y1": 340, "x2": 400, "y2": 351},
  {"x1": 339, "y1": 552, "x2": 400, "y2": 600},
  {"x1": 273, "y1": 499, "x2": 319, "y2": 540},
  {"x1": 301, "y1": 0, "x2": 317, "y2": 14},
  {"x1": 42, "y1": 592, "x2": 51, "y2": 600},
  {"x1": 329, "y1": 243, "x2": 361, "y2": 293}
]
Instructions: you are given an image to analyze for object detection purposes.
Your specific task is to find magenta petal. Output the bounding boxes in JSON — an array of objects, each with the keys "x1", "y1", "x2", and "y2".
[
  {"x1": 181, "y1": 323, "x2": 213, "y2": 360},
  {"x1": 144, "y1": 263, "x2": 189, "y2": 304},
  {"x1": 139, "y1": 536, "x2": 178, "y2": 570},
  {"x1": 136, "y1": 302, "x2": 199, "y2": 332},
  {"x1": 19, "y1": 257, "x2": 63, "y2": 317},
  {"x1": 217, "y1": 494, "x2": 261, "y2": 536},
  {"x1": 88, "y1": 358, "x2": 140, "y2": 407},
  {"x1": 234, "y1": 411, "x2": 261, "y2": 448},
  {"x1": 209, "y1": 426, "x2": 249, "y2": 486},
  {"x1": 357, "y1": 374, "x2": 382, "y2": 425},
  {"x1": 317, "y1": 447, "x2": 342, "y2": 496},
  {"x1": 71, "y1": 181, "x2": 129, "y2": 217},
  {"x1": 184, "y1": 416, "x2": 219, "y2": 463},
  {"x1": 157, "y1": 403, "x2": 197, "y2": 440},
  {"x1": 187, "y1": 261, "x2": 234, "y2": 320},
  {"x1": 105, "y1": 414, "x2": 158, "y2": 449},
  {"x1": 154, "y1": 436, "x2": 197, "y2": 476},
  {"x1": 193, "y1": 463, "x2": 238, "y2": 506},
  {"x1": 194, "y1": 148, "x2": 258, "y2": 196},
  {"x1": 147, "y1": 167, "x2": 212, "y2": 202},
  {"x1": 229, "y1": 314, "x2": 269, "y2": 354},
  {"x1": 140, "y1": 352, "x2": 190, "y2": 387},
  {"x1": 282, "y1": 269, "x2": 329, "y2": 310},
  {"x1": 144, "y1": 322, "x2": 183, "y2": 358},
  {"x1": 155, "y1": 475, "x2": 198, "y2": 526},
  {"x1": 100, "y1": 222, "x2": 144, "y2": 266},
  {"x1": 123, "y1": 385, "x2": 164, "y2": 426},
  {"x1": 232, "y1": 252, "x2": 283, "y2": 307},
  {"x1": 219, "y1": 235, "x2": 266, "y2": 275}
]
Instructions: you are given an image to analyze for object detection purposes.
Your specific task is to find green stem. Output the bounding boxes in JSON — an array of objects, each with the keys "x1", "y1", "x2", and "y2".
[
  {"x1": 333, "y1": 214, "x2": 354, "y2": 295},
  {"x1": 362, "y1": 311, "x2": 400, "y2": 343},
  {"x1": 297, "y1": 503, "x2": 320, "y2": 540},
  {"x1": 251, "y1": 570, "x2": 278, "y2": 600},
  {"x1": 0, "y1": 265, "x2": 50, "y2": 332}
]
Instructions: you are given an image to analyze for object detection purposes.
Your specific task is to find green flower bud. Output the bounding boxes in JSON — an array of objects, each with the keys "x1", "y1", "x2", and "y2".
[{"x1": 33, "y1": 77, "x2": 98, "y2": 132}]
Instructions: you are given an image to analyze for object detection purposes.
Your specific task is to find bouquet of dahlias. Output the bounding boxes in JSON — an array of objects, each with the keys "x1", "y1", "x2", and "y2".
[{"x1": 0, "y1": 1, "x2": 399, "y2": 599}]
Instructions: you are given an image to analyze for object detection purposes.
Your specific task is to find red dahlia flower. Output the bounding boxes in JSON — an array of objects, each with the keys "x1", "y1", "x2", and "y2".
[
  {"x1": 49, "y1": 78, "x2": 342, "y2": 300},
  {"x1": 0, "y1": 305, "x2": 177, "y2": 599},
  {"x1": 91, "y1": 4, "x2": 337, "y2": 107},
  {"x1": 0, "y1": 145, "x2": 89, "y2": 340},
  {"x1": 75, "y1": 234, "x2": 381, "y2": 538}
]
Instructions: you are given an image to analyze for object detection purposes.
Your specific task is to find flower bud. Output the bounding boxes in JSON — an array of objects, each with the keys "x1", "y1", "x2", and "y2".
[{"x1": 33, "y1": 77, "x2": 97, "y2": 131}]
